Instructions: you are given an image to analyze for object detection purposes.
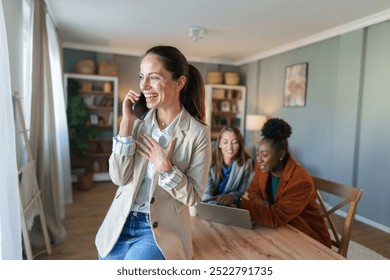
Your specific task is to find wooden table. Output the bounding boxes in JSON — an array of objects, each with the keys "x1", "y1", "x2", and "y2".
[{"x1": 191, "y1": 216, "x2": 344, "y2": 260}]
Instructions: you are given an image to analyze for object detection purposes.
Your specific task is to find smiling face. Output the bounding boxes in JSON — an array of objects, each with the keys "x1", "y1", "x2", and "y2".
[
  {"x1": 139, "y1": 54, "x2": 182, "y2": 110},
  {"x1": 256, "y1": 138, "x2": 285, "y2": 177},
  {"x1": 219, "y1": 131, "x2": 240, "y2": 165}
]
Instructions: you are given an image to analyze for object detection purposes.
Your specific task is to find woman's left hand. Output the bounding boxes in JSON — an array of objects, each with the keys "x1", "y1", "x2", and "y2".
[{"x1": 136, "y1": 134, "x2": 176, "y2": 173}]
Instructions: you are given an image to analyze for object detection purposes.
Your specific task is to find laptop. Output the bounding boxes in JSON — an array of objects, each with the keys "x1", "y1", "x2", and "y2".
[{"x1": 195, "y1": 202, "x2": 254, "y2": 229}]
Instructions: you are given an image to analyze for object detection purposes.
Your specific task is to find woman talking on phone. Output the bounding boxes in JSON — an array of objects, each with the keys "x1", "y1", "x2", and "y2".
[{"x1": 95, "y1": 46, "x2": 212, "y2": 260}]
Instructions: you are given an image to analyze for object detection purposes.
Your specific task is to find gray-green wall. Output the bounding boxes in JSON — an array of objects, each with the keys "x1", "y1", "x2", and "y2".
[
  {"x1": 241, "y1": 21, "x2": 390, "y2": 230},
  {"x1": 357, "y1": 22, "x2": 390, "y2": 226}
]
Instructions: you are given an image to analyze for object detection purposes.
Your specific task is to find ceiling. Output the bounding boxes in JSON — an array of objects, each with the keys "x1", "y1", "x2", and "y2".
[{"x1": 46, "y1": 0, "x2": 390, "y2": 65}]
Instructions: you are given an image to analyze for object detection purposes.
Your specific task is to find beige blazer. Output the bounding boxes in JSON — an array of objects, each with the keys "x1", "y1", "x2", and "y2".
[{"x1": 95, "y1": 108, "x2": 211, "y2": 259}]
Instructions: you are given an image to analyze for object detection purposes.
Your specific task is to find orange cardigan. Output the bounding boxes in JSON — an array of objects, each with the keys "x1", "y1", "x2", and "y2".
[{"x1": 241, "y1": 155, "x2": 332, "y2": 248}]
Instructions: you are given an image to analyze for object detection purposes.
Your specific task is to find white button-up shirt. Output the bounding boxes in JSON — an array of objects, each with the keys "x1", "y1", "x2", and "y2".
[{"x1": 115, "y1": 110, "x2": 180, "y2": 213}]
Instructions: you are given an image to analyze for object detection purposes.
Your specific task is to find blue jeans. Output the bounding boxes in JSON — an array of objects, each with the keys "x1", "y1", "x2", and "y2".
[{"x1": 99, "y1": 211, "x2": 165, "y2": 260}]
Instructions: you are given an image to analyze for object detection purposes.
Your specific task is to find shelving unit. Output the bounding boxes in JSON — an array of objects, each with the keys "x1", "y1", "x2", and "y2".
[
  {"x1": 205, "y1": 84, "x2": 246, "y2": 141},
  {"x1": 64, "y1": 73, "x2": 118, "y2": 182}
]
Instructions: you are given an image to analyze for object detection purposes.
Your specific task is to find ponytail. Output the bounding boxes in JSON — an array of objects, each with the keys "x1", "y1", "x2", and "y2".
[{"x1": 180, "y1": 64, "x2": 206, "y2": 124}]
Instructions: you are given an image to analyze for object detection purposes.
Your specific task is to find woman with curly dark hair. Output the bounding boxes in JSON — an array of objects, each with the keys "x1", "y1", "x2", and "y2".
[{"x1": 219, "y1": 118, "x2": 331, "y2": 248}]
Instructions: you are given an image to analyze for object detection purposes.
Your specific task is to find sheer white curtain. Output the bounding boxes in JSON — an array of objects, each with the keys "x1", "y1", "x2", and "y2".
[
  {"x1": 28, "y1": 0, "x2": 67, "y2": 245},
  {"x1": 0, "y1": 0, "x2": 23, "y2": 260},
  {"x1": 46, "y1": 10, "x2": 72, "y2": 208},
  {"x1": 22, "y1": 0, "x2": 32, "y2": 142}
]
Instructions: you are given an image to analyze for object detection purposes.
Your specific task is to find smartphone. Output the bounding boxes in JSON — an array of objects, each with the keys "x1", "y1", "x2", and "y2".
[{"x1": 131, "y1": 92, "x2": 149, "y2": 120}]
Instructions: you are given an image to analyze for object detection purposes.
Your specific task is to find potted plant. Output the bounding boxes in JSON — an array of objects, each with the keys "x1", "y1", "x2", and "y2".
[{"x1": 67, "y1": 80, "x2": 97, "y2": 190}]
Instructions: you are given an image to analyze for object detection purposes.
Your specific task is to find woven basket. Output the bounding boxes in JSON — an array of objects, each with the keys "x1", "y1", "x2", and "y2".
[
  {"x1": 224, "y1": 72, "x2": 240, "y2": 85},
  {"x1": 75, "y1": 59, "x2": 95, "y2": 74},
  {"x1": 207, "y1": 71, "x2": 223, "y2": 84},
  {"x1": 99, "y1": 61, "x2": 118, "y2": 76}
]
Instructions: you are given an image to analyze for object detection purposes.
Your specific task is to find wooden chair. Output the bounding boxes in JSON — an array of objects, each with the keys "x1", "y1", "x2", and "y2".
[{"x1": 312, "y1": 176, "x2": 363, "y2": 257}]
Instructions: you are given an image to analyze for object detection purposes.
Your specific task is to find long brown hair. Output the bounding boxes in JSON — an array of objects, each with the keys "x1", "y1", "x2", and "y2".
[
  {"x1": 143, "y1": 46, "x2": 206, "y2": 124},
  {"x1": 212, "y1": 125, "x2": 251, "y2": 180}
]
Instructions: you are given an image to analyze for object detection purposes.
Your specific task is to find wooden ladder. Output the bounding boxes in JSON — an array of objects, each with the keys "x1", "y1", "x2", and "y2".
[{"x1": 13, "y1": 93, "x2": 51, "y2": 259}]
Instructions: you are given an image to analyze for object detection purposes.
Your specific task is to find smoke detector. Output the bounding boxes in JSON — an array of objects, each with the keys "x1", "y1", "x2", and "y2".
[{"x1": 188, "y1": 26, "x2": 205, "y2": 41}]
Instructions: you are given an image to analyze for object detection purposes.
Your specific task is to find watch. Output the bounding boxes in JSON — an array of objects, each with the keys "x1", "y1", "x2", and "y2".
[{"x1": 160, "y1": 166, "x2": 176, "y2": 177}]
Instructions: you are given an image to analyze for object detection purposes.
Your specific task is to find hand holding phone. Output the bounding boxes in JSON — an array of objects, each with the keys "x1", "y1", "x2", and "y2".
[{"x1": 131, "y1": 92, "x2": 149, "y2": 120}]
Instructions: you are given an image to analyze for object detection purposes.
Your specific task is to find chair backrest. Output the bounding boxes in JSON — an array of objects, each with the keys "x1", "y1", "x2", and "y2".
[{"x1": 312, "y1": 176, "x2": 363, "y2": 257}]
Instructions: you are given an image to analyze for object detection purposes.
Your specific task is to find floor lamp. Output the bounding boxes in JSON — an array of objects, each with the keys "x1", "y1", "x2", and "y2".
[{"x1": 246, "y1": 114, "x2": 267, "y2": 159}]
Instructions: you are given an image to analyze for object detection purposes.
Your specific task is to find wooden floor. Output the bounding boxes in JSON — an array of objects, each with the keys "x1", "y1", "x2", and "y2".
[
  {"x1": 35, "y1": 182, "x2": 117, "y2": 260},
  {"x1": 36, "y1": 181, "x2": 390, "y2": 260}
]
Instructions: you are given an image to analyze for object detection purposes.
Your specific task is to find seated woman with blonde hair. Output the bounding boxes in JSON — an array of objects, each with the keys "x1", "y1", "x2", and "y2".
[{"x1": 202, "y1": 125, "x2": 253, "y2": 204}]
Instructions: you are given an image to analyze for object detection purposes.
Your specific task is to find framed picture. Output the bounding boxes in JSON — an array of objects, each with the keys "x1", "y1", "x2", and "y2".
[
  {"x1": 283, "y1": 62, "x2": 308, "y2": 107},
  {"x1": 220, "y1": 101, "x2": 231, "y2": 112}
]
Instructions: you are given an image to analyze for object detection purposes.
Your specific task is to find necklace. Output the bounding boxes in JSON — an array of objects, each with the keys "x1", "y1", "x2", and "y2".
[
  {"x1": 157, "y1": 118, "x2": 168, "y2": 128},
  {"x1": 156, "y1": 108, "x2": 180, "y2": 128}
]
